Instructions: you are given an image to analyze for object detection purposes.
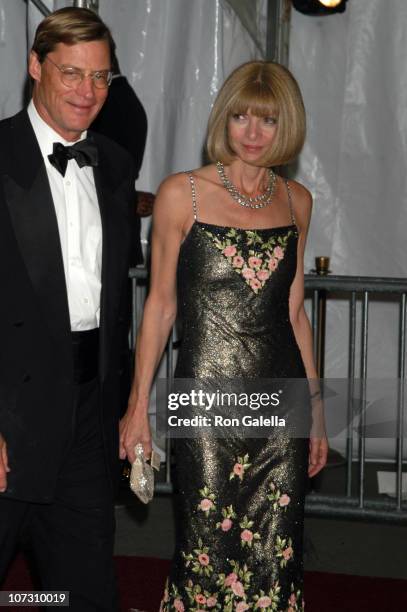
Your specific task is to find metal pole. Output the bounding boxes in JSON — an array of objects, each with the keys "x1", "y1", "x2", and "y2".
[
  {"x1": 346, "y1": 291, "x2": 357, "y2": 496},
  {"x1": 312, "y1": 289, "x2": 318, "y2": 363},
  {"x1": 28, "y1": 0, "x2": 50, "y2": 17},
  {"x1": 316, "y1": 290, "x2": 326, "y2": 378},
  {"x1": 313, "y1": 257, "x2": 330, "y2": 378},
  {"x1": 165, "y1": 328, "x2": 175, "y2": 486},
  {"x1": 73, "y1": 0, "x2": 99, "y2": 11},
  {"x1": 358, "y1": 291, "x2": 369, "y2": 508},
  {"x1": 396, "y1": 293, "x2": 406, "y2": 510},
  {"x1": 266, "y1": 0, "x2": 291, "y2": 64}
]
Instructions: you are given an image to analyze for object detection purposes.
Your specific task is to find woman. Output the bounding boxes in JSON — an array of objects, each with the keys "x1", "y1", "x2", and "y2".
[{"x1": 120, "y1": 61, "x2": 328, "y2": 611}]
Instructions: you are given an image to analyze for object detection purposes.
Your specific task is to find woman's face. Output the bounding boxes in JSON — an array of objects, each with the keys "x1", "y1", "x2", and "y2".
[{"x1": 227, "y1": 108, "x2": 278, "y2": 165}]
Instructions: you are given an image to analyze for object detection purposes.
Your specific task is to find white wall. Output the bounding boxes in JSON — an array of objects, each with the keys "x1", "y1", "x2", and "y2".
[{"x1": 289, "y1": 1, "x2": 407, "y2": 383}]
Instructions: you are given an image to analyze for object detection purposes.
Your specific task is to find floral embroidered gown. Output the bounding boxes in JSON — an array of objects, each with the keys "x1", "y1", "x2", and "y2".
[{"x1": 160, "y1": 175, "x2": 309, "y2": 612}]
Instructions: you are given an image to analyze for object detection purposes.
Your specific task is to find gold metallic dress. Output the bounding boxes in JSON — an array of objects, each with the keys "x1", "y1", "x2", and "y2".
[{"x1": 160, "y1": 178, "x2": 308, "y2": 612}]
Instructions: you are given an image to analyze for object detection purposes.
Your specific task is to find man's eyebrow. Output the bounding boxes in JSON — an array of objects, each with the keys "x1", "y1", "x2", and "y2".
[{"x1": 60, "y1": 63, "x2": 111, "y2": 72}]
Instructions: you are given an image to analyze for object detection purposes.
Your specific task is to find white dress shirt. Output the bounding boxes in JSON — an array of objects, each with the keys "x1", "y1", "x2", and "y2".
[{"x1": 27, "y1": 100, "x2": 102, "y2": 332}]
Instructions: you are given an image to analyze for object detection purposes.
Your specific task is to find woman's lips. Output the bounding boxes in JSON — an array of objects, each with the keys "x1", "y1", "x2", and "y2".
[{"x1": 242, "y1": 144, "x2": 263, "y2": 153}]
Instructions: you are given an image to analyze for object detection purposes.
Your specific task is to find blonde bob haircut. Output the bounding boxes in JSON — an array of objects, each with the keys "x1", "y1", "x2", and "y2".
[
  {"x1": 32, "y1": 7, "x2": 115, "y2": 64},
  {"x1": 206, "y1": 61, "x2": 306, "y2": 167}
]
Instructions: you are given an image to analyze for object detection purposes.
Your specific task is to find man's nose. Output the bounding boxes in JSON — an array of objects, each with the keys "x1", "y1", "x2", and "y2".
[{"x1": 76, "y1": 75, "x2": 97, "y2": 98}]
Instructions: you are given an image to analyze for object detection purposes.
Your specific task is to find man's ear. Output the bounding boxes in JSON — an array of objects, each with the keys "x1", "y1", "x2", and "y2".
[{"x1": 28, "y1": 51, "x2": 42, "y2": 83}]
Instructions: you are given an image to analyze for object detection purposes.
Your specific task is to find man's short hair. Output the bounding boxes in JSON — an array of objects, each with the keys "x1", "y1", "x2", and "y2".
[
  {"x1": 206, "y1": 61, "x2": 306, "y2": 167},
  {"x1": 31, "y1": 7, "x2": 115, "y2": 64}
]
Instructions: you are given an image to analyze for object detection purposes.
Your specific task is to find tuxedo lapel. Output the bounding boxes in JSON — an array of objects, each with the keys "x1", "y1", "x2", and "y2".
[
  {"x1": 2, "y1": 112, "x2": 131, "y2": 383},
  {"x1": 93, "y1": 143, "x2": 130, "y2": 382},
  {"x1": 2, "y1": 111, "x2": 72, "y2": 373}
]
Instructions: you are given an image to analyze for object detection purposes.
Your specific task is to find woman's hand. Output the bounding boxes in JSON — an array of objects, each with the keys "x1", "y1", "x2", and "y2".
[
  {"x1": 308, "y1": 435, "x2": 329, "y2": 478},
  {"x1": 119, "y1": 403, "x2": 152, "y2": 465}
]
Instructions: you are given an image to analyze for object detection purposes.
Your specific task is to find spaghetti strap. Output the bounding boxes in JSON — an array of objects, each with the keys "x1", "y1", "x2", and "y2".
[
  {"x1": 284, "y1": 178, "x2": 296, "y2": 226},
  {"x1": 186, "y1": 172, "x2": 198, "y2": 221}
]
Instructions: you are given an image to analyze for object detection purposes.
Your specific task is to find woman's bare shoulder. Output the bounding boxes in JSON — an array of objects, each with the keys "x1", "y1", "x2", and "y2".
[
  {"x1": 156, "y1": 171, "x2": 192, "y2": 200},
  {"x1": 286, "y1": 178, "x2": 313, "y2": 229},
  {"x1": 190, "y1": 164, "x2": 220, "y2": 188},
  {"x1": 153, "y1": 170, "x2": 205, "y2": 227},
  {"x1": 156, "y1": 166, "x2": 215, "y2": 195},
  {"x1": 192, "y1": 163, "x2": 217, "y2": 178},
  {"x1": 156, "y1": 165, "x2": 219, "y2": 207}
]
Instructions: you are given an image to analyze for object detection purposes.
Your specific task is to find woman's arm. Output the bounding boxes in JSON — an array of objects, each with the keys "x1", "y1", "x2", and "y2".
[
  {"x1": 288, "y1": 181, "x2": 328, "y2": 477},
  {"x1": 119, "y1": 174, "x2": 191, "y2": 463},
  {"x1": 0, "y1": 433, "x2": 10, "y2": 492}
]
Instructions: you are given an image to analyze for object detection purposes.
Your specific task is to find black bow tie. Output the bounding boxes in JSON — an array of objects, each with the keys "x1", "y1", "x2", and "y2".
[{"x1": 48, "y1": 138, "x2": 99, "y2": 177}]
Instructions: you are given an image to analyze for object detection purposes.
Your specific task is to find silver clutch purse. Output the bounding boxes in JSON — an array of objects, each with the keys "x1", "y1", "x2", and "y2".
[{"x1": 129, "y1": 443, "x2": 160, "y2": 504}]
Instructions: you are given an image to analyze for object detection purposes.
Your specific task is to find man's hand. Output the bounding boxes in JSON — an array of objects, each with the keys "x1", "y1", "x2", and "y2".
[
  {"x1": 136, "y1": 191, "x2": 155, "y2": 218},
  {"x1": 0, "y1": 433, "x2": 10, "y2": 492}
]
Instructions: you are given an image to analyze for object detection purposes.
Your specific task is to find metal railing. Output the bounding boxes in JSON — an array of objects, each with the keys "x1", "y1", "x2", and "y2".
[
  {"x1": 129, "y1": 268, "x2": 407, "y2": 522},
  {"x1": 305, "y1": 275, "x2": 407, "y2": 523}
]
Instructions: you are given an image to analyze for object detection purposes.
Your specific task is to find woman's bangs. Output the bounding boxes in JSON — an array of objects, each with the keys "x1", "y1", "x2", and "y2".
[{"x1": 230, "y1": 81, "x2": 279, "y2": 119}]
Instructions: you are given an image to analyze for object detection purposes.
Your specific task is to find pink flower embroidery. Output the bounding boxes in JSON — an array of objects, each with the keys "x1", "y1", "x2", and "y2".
[
  {"x1": 236, "y1": 603, "x2": 250, "y2": 612},
  {"x1": 242, "y1": 267, "x2": 255, "y2": 280},
  {"x1": 268, "y1": 257, "x2": 278, "y2": 271},
  {"x1": 232, "y1": 255, "x2": 244, "y2": 268},
  {"x1": 195, "y1": 594, "x2": 206, "y2": 604},
  {"x1": 233, "y1": 463, "x2": 244, "y2": 478},
  {"x1": 174, "y1": 599, "x2": 184, "y2": 612},
  {"x1": 249, "y1": 278, "x2": 262, "y2": 292},
  {"x1": 273, "y1": 246, "x2": 284, "y2": 260},
  {"x1": 289, "y1": 593, "x2": 297, "y2": 605},
  {"x1": 256, "y1": 269, "x2": 270, "y2": 281},
  {"x1": 257, "y1": 596, "x2": 272, "y2": 608},
  {"x1": 198, "y1": 553, "x2": 210, "y2": 566},
  {"x1": 279, "y1": 494, "x2": 291, "y2": 507},
  {"x1": 224, "y1": 572, "x2": 238, "y2": 587},
  {"x1": 283, "y1": 545, "x2": 293, "y2": 560},
  {"x1": 248, "y1": 256, "x2": 262, "y2": 269},
  {"x1": 231, "y1": 581, "x2": 245, "y2": 597},
  {"x1": 199, "y1": 498, "x2": 214, "y2": 512},
  {"x1": 223, "y1": 245, "x2": 237, "y2": 257},
  {"x1": 241, "y1": 529, "x2": 253, "y2": 543},
  {"x1": 206, "y1": 596, "x2": 217, "y2": 608},
  {"x1": 221, "y1": 518, "x2": 233, "y2": 531}
]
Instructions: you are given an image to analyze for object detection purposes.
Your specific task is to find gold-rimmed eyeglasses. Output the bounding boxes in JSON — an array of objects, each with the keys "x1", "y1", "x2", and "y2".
[{"x1": 44, "y1": 55, "x2": 113, "y2": 89}]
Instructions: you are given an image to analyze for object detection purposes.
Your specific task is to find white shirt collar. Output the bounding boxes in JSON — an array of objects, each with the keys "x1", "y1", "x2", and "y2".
[{"x1": 27, "y1": 99, "x2": 87, "y2": 166}]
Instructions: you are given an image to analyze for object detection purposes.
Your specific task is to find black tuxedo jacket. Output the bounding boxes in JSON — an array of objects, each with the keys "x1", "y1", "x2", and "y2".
[{"x1": 0, "y1": 109, "x2": 135, "y2": 502}]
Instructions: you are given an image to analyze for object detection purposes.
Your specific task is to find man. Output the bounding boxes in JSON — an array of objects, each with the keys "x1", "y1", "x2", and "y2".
[{"x1": 0, "y1": 8, "x2": 137, "y2": 610}]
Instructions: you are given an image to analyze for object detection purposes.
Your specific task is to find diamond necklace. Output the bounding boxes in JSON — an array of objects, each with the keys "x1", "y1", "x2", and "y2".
[{"x1": 216, "y1": 161, "x2": 277, "y2": 209}]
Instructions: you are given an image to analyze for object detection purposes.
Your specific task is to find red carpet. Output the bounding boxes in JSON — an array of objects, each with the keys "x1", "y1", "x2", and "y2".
[{"x1": 3, "y1": 554, "x2": 407, "y2": 611}]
